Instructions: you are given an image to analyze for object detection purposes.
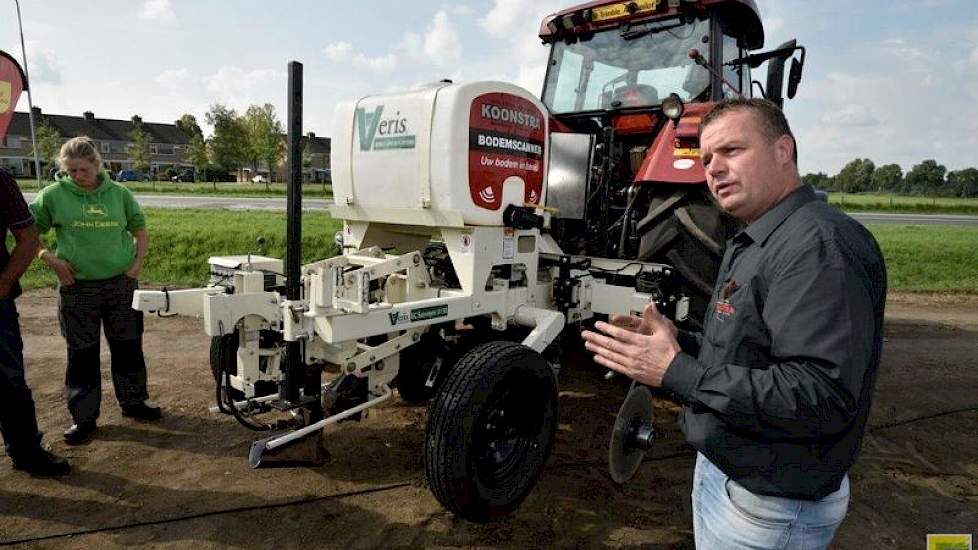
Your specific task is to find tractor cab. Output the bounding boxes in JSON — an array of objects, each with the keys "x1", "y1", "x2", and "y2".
[{"x1": 538, "y1": 0, "x2": 805, "y2": 327}]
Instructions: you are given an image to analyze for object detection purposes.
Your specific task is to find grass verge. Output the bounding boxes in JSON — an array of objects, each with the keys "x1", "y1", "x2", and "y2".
[
  {"x1": 831, "y1": 193, "x2": 978, "y2": 215},
  {"x1": 8, "y1": 211, "x2": 977, "y2": 295},
  {"x1": 17, "y1": 179, "x2": 333, "y2": 199},
  {"x1": 866, "y1": 224, "x2": 978, "y2": 294},
  {"x1": 17, "y1": 208, "x2": 343, "y2": 291}
]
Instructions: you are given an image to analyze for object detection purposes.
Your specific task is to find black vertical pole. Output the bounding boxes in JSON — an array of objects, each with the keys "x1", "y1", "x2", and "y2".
[{"x1": 284, "y1": 61, "x2": 303, "y2": 404}]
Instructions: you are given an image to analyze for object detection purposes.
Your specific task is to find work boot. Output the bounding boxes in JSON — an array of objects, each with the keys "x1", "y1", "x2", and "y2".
[
  {"x1": 63, "y1": 420, "x2": 97, "y2": 445},
  {"x1": 12, "y1": 447, "x2": 71, "y2": 476},
  {"x1": 121, "y1": 401, "x2": 162, "y2": 421}
]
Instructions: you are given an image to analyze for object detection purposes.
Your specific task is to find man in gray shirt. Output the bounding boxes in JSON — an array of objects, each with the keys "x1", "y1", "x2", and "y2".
[{"x1": 583, "y1": 98, "x2": 886, "y2": 549}]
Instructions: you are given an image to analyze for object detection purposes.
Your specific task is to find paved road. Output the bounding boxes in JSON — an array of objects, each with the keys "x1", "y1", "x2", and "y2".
[{"x1": 20, "y1": 193, "x2": 978, "y2": 226}]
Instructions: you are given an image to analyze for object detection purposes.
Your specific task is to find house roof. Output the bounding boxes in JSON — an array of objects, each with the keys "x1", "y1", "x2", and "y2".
[
  {"x1": 306, "y1": 135, "x2": 331, "y2": 154},
  {"x1": 9, "y1": 110, "x2": 193, "y2": 144}
]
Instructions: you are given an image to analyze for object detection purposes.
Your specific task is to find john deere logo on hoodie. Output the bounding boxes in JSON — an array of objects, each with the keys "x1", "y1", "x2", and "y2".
[{"x1": 85, "y1": 203, "x2": 107, "y2": 218}]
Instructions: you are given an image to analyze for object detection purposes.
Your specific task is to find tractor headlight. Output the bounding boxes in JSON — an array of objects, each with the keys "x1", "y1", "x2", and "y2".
[{"x1": 662, "y1": 94, "x2": 684, "y2": 121}]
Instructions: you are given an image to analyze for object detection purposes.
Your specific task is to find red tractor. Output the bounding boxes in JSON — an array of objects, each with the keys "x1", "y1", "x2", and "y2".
[{"x1": 539, "y1": 0, "x2": 805, "y2": 325}]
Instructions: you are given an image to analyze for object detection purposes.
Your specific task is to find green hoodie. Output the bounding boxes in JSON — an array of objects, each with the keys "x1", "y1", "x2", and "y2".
[{"x1": 30, "y1": 170, "x2": 146, "y2": 281}]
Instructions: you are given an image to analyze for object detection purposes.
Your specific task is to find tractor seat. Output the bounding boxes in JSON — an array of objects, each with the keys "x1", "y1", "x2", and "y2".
[{"x1": 610, "y1": 84, "x2": 659, "y2": 108}]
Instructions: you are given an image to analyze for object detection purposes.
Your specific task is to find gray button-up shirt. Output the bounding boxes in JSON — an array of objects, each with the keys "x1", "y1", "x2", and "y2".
[{"x1": 661, "y1": 184, "x2": 887, "y2": 500}]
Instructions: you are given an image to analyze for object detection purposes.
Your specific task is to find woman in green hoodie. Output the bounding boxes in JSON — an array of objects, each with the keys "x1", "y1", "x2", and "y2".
[{"x1": 31, "y1": 136, "x2": 161, "y2": 445}]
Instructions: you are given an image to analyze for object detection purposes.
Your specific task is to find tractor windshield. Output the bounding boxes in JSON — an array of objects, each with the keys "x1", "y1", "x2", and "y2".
[{"x1": 542, "y1": 16, "x2": 712, "y2": 114}]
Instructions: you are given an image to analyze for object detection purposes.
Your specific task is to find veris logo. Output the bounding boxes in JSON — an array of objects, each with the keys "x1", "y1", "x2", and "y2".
[{"x1": 355, "y1": 105, "x2": 416, "y2": 151}]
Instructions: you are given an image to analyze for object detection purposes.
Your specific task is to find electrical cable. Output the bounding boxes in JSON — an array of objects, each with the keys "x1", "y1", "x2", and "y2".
[{"x1": 0, "y1": 482, "x2": 414, "y2": 546}]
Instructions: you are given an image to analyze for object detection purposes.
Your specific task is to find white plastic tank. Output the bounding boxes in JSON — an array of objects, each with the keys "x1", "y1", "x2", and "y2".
[{"x1": 330, "y1": 81, "x2": 548, "y2": 226}]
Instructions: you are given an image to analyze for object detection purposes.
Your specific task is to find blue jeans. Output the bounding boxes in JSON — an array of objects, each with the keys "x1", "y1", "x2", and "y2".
[{"x1": 692, "y1": 453, "x2": 849, "y2": 550}]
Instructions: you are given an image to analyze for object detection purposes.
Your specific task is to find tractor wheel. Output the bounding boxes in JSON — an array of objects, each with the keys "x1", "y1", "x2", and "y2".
[
  {"x1": 423, "y1": 341, "x2": 558, "y2": 522},
  {"x1": 395, "y1": 332, "x2": 448, "y2": 404},
  {"x1": 636, "y1": 186, "x2": 740, "y2": 328}
]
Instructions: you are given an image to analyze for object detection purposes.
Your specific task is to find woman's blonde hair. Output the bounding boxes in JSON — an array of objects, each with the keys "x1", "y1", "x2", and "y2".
[{"x1": 57, "y1": 136, "x2": 103, "y2": 170}]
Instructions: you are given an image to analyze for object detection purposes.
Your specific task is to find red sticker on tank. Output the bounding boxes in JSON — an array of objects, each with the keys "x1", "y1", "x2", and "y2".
[{"x1": 469, "y1": 93, "x2": 545, "y2": 211}]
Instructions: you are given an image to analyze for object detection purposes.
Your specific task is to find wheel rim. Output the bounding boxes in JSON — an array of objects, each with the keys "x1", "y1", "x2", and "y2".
[{"x1": 473, "y1": 386, "x2": 542, "y2": 486}]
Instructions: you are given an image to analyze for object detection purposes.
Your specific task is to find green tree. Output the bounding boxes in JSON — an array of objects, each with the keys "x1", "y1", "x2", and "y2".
[
  {"x1": 904, "y1": 159, "x2": 946, "y2": 196},
  {"x1": 205, "y1": 103, "x2": 249, "y2": 174},
  {"x1": 186, "y1": 133, "x2": 209, "y2": 183},
  {"x1": 244, "y1": 103, "x2": 285, "y2": 190},
  {"x1": 175, "y1": 113, "x2": 203, "y2": 138},
  {"x1": 947, "y1": 168, "x2": 978, "y2": 198},
  {"x1": 801, "y1": 172, "x2": 832, "y2": 191},
  {"x1": 835, "y1": 158, "x2": 875, "y2": 194},
  {"x1": 129, "y1": 126, "x2": 152, "y2": 174},
  {"x1": 32, "y1": 122, "x2": 63, "y2": 179},
  {"x1": 871, "y1": 163, "x2": 902, "y2": 193}
]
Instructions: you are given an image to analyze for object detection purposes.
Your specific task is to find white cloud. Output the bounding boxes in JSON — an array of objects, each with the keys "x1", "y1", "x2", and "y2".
[
  {"x1": 155, "y1": 68, "x2": 190, "y2": 86},
  {"x1": 416, "y1": 9, "x2": 463, "y2": 66},
  {"x1": 480, "y1": 0, "x2": 525, "y2": 37},
  {"x1": 141, "y1": 0, "x2": 175, "y2": 23},
  {"x1": 819, "y1": 104, "x2": 880, "y2": 127},
  {"x1": 204, "y1": 66, "x2": 286, "y2": 114},
  {"x1": 24, "y1": 41, "x2": 62, "y2": 84},
  {"x1": 323, "y1": 42, "x2": 398, "y2": 73}
]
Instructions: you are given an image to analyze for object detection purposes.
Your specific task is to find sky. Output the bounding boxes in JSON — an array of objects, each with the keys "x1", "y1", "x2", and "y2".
[{"x1": 2, "y1": 0, "x2": 976, "y2": 175}]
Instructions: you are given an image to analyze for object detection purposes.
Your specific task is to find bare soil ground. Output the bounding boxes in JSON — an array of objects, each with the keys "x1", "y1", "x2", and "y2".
[{"x1": 1, "y1": 290, "x2": 976, "y2": 549}]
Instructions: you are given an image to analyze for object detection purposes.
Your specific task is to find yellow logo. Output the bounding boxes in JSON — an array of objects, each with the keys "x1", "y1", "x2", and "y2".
[
  {"x1": 85, "y1": 204, "x2": 107, "y2": 218},
  {"x1": 0, "y1": 81, "x2": 11, "y2": 113},
  {"x1": 928, "y1": 534, "x2": 973, "y2": 550}
]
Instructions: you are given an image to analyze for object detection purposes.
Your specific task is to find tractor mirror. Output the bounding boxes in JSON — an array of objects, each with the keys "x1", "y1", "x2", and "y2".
[
  {"x1": 787, "y1": 57, "x2": 803, "y2": 99},
  {"x1": 763, "y1": 40, "x2": 796, "y2": 107}
]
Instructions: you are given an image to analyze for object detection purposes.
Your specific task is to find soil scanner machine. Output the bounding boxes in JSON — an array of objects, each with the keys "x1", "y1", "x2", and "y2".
[{"x1": 132, "y1": 0, "x2": 804, "y2": 522}]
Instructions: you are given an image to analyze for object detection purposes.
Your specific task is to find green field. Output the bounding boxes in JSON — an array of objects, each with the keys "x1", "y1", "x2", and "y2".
[
  {"x1": 17, "y1": 179, "x2": 332, "y2": 199},
  {"x1": 831, "y1": 193, "x2": 978, "y2": 214},
  {"x1": 8, "y1": 210, "x2": 978, "y2": 295},
  {"x1": 17, "y1": 209, "x2": 343, "y2": 290},
  {"x1": 866, "y1": 224, "x2": 978, "y2": 294}
]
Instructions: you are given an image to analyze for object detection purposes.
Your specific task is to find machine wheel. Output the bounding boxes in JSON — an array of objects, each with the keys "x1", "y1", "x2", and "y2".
[
  {"x1": 423, "y1": 341, "x2": 558, "y2": 522},
  {"x1": 636, "y1": 186, "x2": 740, "y2": 327},
  {"x1": 209, "y1": 331, "x2": 277, "y2": 413},
  {"x1": 395, "y1": 332, "x2": 448, "y2": 404},
  {"x1": 210, "y1": 334, "x2": 245, "y2": 408}
]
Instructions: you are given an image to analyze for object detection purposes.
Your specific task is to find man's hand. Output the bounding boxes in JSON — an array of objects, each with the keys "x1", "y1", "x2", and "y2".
[
  {"x1": 51, "y1": 257, "x2": 77, "y2": 286},
  {"x1": 582, "y1": 302, "x2": 681, "y2": 387}
]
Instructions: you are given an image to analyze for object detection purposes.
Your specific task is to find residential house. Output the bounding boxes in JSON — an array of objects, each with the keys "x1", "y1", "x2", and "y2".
[
  {"x1": 239, "y1": 132, "x2": 331, "y2": 184},
  {"x1": 0, "y1": 107, "x2": 194, "y2": 178}
]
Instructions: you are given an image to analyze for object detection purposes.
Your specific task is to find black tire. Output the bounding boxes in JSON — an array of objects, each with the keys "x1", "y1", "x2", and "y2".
[
  {"x1": 210, "y1": 334, "x2": 245, "y2": 407},
  {"x1": 209, "y1": 331, "x2": 277, "y2": 412},
  {"x1": 637, "y1": 186, "x2": 740, "y2": 327},
  {"x1": 395, "y1": 332, "x2": 448, "y2": 404},
  {"x1": 423, "y1": 341, "x2": 558, "y2": 522}
]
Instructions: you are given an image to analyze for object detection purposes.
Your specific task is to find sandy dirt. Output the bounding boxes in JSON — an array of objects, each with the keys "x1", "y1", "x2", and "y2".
[{"x1": 1, "y1": 289, "x2": 976, "y2": 549}]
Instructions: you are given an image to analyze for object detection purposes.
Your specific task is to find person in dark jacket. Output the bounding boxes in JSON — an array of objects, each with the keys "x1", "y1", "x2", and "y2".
[
  {"x1": 582, "y1": 98, "x2": 886, "y2": 549},
  {"x1": 0, "y1": 168, "x2": 71, "y2": 476}
]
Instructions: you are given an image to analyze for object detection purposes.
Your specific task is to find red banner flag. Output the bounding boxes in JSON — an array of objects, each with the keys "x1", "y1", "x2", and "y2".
[{"x1": 0, "y1": 50, "x2": 28, "y2": 140}]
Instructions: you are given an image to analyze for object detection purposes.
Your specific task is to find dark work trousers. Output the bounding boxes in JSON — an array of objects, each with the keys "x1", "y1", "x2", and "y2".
[
  {"x1": 0, "y1": 297, "x2": 43, "y2": 461},
  {"x1": 58, "y1": 275, "x2": 149, "y2": 424}
]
